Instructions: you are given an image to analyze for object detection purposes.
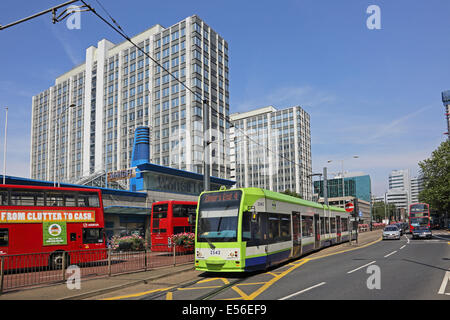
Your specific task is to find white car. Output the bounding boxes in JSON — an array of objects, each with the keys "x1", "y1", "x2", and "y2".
[{"x1": 382, "y1": 226, "x2": 401, "y2": 240}]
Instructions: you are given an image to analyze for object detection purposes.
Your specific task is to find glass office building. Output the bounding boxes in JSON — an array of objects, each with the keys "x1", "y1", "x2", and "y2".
[
  {"x1": 314, "y1": 174, "x2": 372, "y2": 203},
  {"x1": 30, "y1": 15, "x2": 230, "y2": 185},
  {"x1": 230, "y1": 106, "x2": 312, "y2": 201}
]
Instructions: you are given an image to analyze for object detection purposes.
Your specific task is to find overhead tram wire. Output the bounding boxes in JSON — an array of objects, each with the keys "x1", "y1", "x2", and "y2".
[{"x1": 81, "y1": 0, "x2": 306, "y2": 176}]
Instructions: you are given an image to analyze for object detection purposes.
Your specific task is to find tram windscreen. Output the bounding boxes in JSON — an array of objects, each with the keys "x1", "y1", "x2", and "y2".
[{"x1": 197, "y1": 190, "x2": 242, "y2": 242}]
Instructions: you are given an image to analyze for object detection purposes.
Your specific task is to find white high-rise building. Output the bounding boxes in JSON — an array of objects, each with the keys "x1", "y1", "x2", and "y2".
[
  {"x1": 30, "y1": 15, "x2": 230, "y2": 184},
  {"x1": 410, "y1": 175, "x2": 424, "y2": 204},
  {"x1": 229, "y1": 105, "x2": 312, "y2": 200},
  {"x1": 386, "y1": 169, "x2": 411, "y2": 212},
  {"x1": 388, "y1": 169, "x2": 410, "y2": 191}
]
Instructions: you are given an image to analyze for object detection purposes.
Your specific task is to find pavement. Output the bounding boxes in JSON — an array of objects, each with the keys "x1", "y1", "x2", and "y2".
[{"x1": 0, "y1": 229, "x2": 383, "y2": 300}]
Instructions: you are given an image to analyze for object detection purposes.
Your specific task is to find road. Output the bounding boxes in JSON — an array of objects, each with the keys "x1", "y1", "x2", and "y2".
[{"x1": 92, "y1": 230, "x2": 450, "y2": 300}]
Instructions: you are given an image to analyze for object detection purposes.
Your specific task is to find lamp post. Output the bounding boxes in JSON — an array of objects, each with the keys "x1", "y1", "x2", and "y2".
[
  {"x1": 2, "y1": 107, "x2": 8, "y2": 184},
  {"x1": 202, "y1": 99, "x2": 210, "y2": 192}
]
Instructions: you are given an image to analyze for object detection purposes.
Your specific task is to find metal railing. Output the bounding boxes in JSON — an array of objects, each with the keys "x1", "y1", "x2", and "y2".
[{"x1": 0, "y1": 244, "x2": 194, "y2": 293}]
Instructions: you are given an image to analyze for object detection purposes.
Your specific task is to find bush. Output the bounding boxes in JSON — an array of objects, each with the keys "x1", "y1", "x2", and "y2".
[
  {"x1": 110, "y1": 234, "x2": 148, "y2": 251},
  {"x1": 170, "y1": 233, "x2": 195, "y2": 247}
]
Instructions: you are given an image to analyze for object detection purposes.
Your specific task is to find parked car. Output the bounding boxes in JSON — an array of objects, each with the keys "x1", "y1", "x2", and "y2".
[
  {"x1": 383, "y1": 226, "x2": 401, "y2": 240},
  {"x1": 412, "y1": 226, "x2": 432, "y2": 239}
]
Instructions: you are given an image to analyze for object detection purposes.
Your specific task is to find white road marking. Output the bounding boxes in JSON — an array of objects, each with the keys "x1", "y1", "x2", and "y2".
[
  {"x1": 278, "y1": 282, "x2": 326, "y2": 300},
  {"x1": 438, "y1": 271, "x2": 450, "y2": 295},
  {"x1": 384, "y1": 251, "x2": 397, "y2": 258},
  {"x1": 347, "y1": 261, "x2": 377, "y2": 274},
  {"x1": 400, "y1": 245, "x2": 406, "y2": 250}
]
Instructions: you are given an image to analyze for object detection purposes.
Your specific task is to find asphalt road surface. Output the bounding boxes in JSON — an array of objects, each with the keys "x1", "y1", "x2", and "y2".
[{"x1": 96, "y1": 230, "x2": 450, "y2": 300}]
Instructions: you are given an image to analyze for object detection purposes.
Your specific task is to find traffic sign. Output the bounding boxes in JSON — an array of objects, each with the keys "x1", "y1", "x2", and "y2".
[{"x1": 345, "y1": 202, "x2": 354, "y2": 212}]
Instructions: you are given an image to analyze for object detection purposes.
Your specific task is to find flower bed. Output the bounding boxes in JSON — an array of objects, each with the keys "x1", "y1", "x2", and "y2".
[
  {"x1": 171, "y1": 232, "x2": 194, "y2": 247},
  {"x1": 110, "y1": 234, "x2": 149, "y2": 251}
]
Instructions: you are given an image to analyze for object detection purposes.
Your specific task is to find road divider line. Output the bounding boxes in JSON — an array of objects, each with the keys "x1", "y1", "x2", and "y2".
[
  {"x1": 347, "y1": 261, "x2": 376, "y2": 274},
  {"x1": 438, "y1": 271, "x2": 450, "y2": 295},
  {"x1": 400, "y1": 245, "x2": 406, "y2": 250},
  {"x1": 246, "y1": 258, "x2": 310, "y2": 300},
  {"x1": 278, "y1": 282, "x2": 326, "y2": 300},
  {"x1": 384, "y1": 251, "x2": 397, "y2": 258}
]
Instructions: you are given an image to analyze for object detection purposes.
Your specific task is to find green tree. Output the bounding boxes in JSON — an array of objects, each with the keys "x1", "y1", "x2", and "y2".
[
  {"x1": 282, "y1": 189, "x2": 303, "y2": 199},
  {"x1": 372, "y1": 201, "x2": 397, "y2": 222},
  {"x1": 418, "y1": 139, "x2": 450, "y2": 215}
]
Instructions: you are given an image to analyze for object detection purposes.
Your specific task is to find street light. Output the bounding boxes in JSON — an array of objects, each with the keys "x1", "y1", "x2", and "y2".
[{"x1": 3, "y1": 107, "x2": 8, "y2": 184}]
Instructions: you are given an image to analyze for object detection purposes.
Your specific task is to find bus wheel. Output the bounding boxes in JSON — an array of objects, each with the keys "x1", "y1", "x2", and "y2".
[{"x1": 49, "y1": 251, "x2": 69, "y2": 270}]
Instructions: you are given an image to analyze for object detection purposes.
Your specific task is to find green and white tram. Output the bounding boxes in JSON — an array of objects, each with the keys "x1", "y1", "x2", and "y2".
[{"x1": 195, "y1": 188, "x2": 354, "y2": 272}]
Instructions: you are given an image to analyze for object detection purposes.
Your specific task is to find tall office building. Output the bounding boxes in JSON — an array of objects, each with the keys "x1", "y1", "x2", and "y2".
[
  {"x1": 30, "y1": 15, "x2": 230, "y2": 185},
  {"x1": 410, "y1": 175, "x2": 424, "y2": 204},
  {"x1": 386, "y1": 169, "x2": 411, "y2": 212},
  {"x1": 229, "y1": 105, "x2": 312, "y2": 200},
  {"x1": 388, "y1": 169, "x2": 410, "y2": 191}
]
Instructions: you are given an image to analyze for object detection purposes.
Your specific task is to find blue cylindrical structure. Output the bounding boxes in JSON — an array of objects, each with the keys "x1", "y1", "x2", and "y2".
[{"x1": 130, "y1": 126, "x2": 150, "y2": 191}]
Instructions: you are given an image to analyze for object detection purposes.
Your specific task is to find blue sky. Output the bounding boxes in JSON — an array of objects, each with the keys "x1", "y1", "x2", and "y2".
[{"x1": 0, "y1": 0, "x2": 449, "y2": 196}]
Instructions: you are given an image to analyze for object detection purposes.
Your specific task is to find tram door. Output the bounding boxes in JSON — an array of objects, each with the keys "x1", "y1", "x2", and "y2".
[
  {"x1": 336, "y1": 216, "x2": 341, "y2": 243},
  {"x1": 314, "y1": 214, "x2": 320, "y2": 249},
  {"x1": 292, "y1": 212, "x2": 302, "y2": 257}
]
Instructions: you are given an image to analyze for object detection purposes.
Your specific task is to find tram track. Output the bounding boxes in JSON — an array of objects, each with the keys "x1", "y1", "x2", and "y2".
[{"x1": 137, "y1": 275, "x2": 249, "y2": 300}]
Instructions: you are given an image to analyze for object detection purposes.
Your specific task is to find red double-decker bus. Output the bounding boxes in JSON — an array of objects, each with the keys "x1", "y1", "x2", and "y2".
[
  {"x1": 0, "y1": 185, "x2": 106, "y2": 269},
  {"x1": 409, "y1": 203, "x2": 430, "y2": 232},
  {"x1": 150, "y1": 200, "x2": 197, "y2": 252}
]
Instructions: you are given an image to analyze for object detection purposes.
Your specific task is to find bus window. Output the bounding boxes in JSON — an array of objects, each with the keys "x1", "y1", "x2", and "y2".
[
  {"x1": 0, "y1": 191, "x2": 7, "y2": 205},
  {"x1": 173, "y1": 205, "x2": 186, "y2": 218},
  {"x1": 83, "y1": 228, "x2": 104, "y2": 244},
  {"x1": 0, "y1": 229, "x2": 8, "y2": 246},
  {"x1": 10, "y1": 190, "x2": 45, "y2": 206},
  {"x1": 153, "y1": 204, "x2": 168, "y2": 218},
  {"x1": 47, "y1": 193, "x2": 64, "y2": 206},
  {"x1": 64, "y1": 193, "x2": 77, "y2": 207},
  {"x1": 78, "y1": 192, "x2": 100, "y2": 207},
  {"x1": 173, "y1": 204, "x2": 197, "y2": 218}
]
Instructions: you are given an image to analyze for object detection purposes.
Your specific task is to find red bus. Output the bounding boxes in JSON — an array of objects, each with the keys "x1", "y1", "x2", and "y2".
[
  {"x1": 409, "y1": 203, "x2": 430, "y2": 232},
  {"x1": 150, "y1": 200, "x2": 197, "y2": 252},
  {"x1": 0, "y1": 185, "x2": 106, "y2": 269}
]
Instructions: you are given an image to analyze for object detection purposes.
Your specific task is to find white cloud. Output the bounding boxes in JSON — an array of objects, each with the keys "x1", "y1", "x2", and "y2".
[
  {"x1": 234, "y1": 85, "x2": 336, "y2": 112},
  {"x1": 367, "y1": 105, "x2": 434, "y2": 142}
]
